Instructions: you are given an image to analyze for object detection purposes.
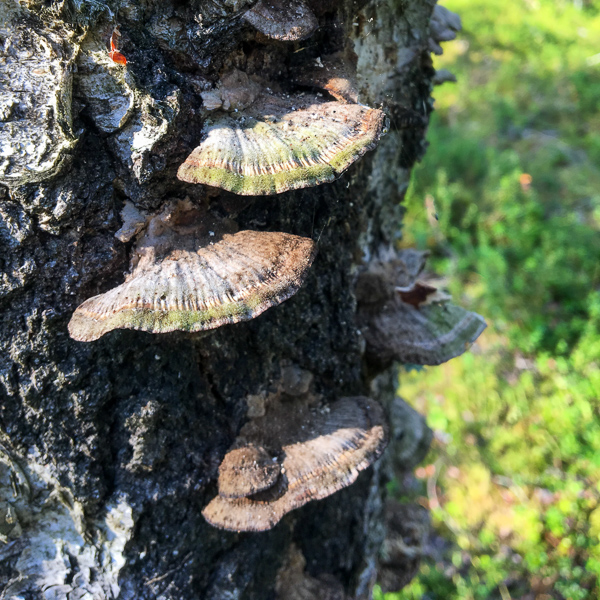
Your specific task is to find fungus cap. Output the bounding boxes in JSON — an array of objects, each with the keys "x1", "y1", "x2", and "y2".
[
  {"x1": 243, "y1": 0, "x2": 318, "y2": 42},
  {"x1": 177, "y1": 92, "x2": 387, "y2": 195},
  {"x1": 69, "y1": 202, "x2": 316, "y2": 341},
  {"x1": 202, "y1": 396, "x2": 388, "y2": 532},
  {"x1": 218, "y1": 446, "x2": 280, "y2": 499}
]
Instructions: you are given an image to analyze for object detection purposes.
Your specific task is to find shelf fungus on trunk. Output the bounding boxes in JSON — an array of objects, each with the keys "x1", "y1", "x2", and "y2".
[
  {"x1": 242, "y1": 0, "x2": 318, "y2": 42},
  {"x1": 177, "y1": 91, "x2": 387, "y2": 195},
  {"x1": 68, "y1": 200, "x2": 316, "y2": 341},
  {"x1": 202, "y1": 396, "x2": 388, "y2": 532},
  {"x1": 356, "y1": 250, "x2": 487, "y2": 367}
]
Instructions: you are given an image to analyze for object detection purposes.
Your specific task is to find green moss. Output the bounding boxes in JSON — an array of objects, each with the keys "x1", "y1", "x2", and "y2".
[
  {"x1": 178, "y1": 162, "x2": 336, "y2": 196},
  {"x1": 95, "y1": 290, "x2": 278, "y2": 337}
]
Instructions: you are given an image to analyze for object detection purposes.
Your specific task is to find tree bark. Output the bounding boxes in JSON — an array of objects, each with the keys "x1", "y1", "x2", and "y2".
[{"x1": 0, "y1": 0, "x2": 437, "y2": 598}]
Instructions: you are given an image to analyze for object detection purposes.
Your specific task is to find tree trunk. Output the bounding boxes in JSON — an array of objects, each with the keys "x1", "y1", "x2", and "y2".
[{"x1": 0, "y1": 0, "x2": 438, "y2": 598}]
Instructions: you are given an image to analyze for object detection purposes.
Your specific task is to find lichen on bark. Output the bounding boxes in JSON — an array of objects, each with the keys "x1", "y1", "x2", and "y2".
[{"x1": 0, "y1": 0, "x2": 444, "y2": 597}]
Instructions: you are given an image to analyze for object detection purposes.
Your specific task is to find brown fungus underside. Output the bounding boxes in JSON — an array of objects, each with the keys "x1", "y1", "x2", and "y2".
[
  {"x1": 356, "y1": 250, "x2": 486, "y2": 366},
  {"x1": 68, "y1": 201, "x2": 317, "y2": 341},
  {"x1": 202, "y1": 396, "x2": 388, "y2": 532},
  {"x1": 177, "y1": 92, "x2": 387, "y2": 196}
]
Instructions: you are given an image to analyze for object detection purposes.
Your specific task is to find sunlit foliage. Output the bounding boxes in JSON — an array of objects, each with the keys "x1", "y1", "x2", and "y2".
[{"x1": 383, "y1": 0, "x2": 600, "y2": 597}]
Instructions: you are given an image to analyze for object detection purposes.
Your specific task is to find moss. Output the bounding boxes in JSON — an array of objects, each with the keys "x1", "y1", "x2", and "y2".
[{"x1": 179, "y1": 162, "x2": 336, "y2": 195}]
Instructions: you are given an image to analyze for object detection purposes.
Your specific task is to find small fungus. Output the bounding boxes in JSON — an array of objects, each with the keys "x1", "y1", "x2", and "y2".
[
  {"x1": 356, "y1": 250, "x2": 486, "y2": 366},
  {"x1": 243, "y1": 0, "x2": 318, "y2": 42},
  {"x1": 378, "y1": 500, "x2": 429, "y2": 593},
  {"x1": 200, "y1": 69, "x2": 262, "y2": 113},
  {"x1": 178, "y1": 92, "x2": 387, "y2": 195},
  {"x1": 395, "y1": 281, "x2": 438, "y2": 308},
  {"x1": 218, "y1": 445, "x2": 280, "y2": 499},
  {"x1": 68, "y1": 200, "x2": 316, "y2": 341},
  {"x1": 202, "y1": 396, "x2": 388, "y2": 532},
  {"x1": 355, "y1": 249, "x2": 428, "y2": 306},
  {"x1": 432, "y1": 68, "x2": 457, "y2": 86},
  {"x1": 275, "y1": 544, "x2": 348, "y2": 600},
  {"x1": 114, "y1": 201, "x2": 148, "y2": 243}
]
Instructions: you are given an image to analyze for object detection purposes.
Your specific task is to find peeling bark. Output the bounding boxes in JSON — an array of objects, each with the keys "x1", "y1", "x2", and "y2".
[{"x1": 0, "y1": 0, "x2": 441, "y2": 597}]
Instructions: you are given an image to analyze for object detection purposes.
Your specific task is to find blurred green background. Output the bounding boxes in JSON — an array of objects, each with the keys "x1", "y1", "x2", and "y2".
[{"x1": 378, "y1": 0, "x2": 600, "y2": 598}]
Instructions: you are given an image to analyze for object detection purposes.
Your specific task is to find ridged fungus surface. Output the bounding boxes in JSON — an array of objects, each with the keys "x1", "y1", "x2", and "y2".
[
  {"x1": 177, "y1": 93, "x2": 387, "y2": 196},
  {"x1": 202, "y1": 396, "x2": 388, "y2": 532},
  {"x1": 69, "y1": 201, "x2": 316, "y2": 341},
  {"x1": 243, "y1": 0, "x2": 318, "y2": 42}
]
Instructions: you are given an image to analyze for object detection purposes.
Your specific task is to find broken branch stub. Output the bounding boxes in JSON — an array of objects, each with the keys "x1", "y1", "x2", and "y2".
[
  {"x1": 292, "y1": 52, "x2": 360, "y2": 104},
  {"x1": 68, "y1": 201, "x2": 317, "y2": 341},
  {"x1": 177, "y1": 92, "x2": 387, "y2": 195},
  {"x1": 202, "y1": 396, "x2": 388, "y2": 532},
  {"x1": 242, "y1": 0, "x2": 318, "y2": 42}
]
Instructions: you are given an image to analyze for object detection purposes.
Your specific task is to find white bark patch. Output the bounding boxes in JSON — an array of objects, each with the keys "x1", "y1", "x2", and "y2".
[
  {"x1": 0, "y1": 448, "x2": 135, "y2": 599},
  {"x1": 74, "y1": 33, "x2": 135, "y2": 134},
  {"x1": 112, "y1": 90, "x2": 181, "y2": 183},
  {"x1": 0, "y1": 24, "x2": 78, "y2": 186}
]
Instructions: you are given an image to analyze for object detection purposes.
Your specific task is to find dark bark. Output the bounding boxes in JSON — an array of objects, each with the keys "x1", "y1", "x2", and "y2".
[{"x1": 0, "y1": 0, "x2": 438, "y2": 597}]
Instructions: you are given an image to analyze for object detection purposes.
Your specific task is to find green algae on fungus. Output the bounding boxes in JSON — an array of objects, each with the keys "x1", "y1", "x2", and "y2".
[
  {"x1": 203, "y1": 396, "x2": 388, "y2": 532},
  {"x1": 68, "y1": 201, "x2": 317, "y2": 341},
  {"x1": 177, "y1": 93, "x2": 387, "y2": 196}
]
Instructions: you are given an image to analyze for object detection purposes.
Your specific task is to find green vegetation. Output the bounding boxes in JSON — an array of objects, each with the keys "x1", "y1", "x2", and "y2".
[{"x1": 380, "y1": 0, "x2": 600, "y2": 598}]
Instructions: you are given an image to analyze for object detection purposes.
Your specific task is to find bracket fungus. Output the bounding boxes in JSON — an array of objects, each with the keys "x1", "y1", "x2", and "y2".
[
  {"x1": 178, "y1": 92, "x2": 387, "y2": 195},
  {"x1": 357, "y1": 250, "x2": 486, "y2": 366},
  {"x1": 68, "y1": 200, "x2": 316, "y2": 341},
  {"x1": 242, "y1": 0, "x2": 318, "y2": 42},
  {"x1": 202, "y1": 396, "x2": 388, "y2": 532}
]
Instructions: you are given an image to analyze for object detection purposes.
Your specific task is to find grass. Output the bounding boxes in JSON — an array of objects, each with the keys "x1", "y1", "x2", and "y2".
[{"x1": 380, "y1": 0, "x2": 600, "y2": 598}]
